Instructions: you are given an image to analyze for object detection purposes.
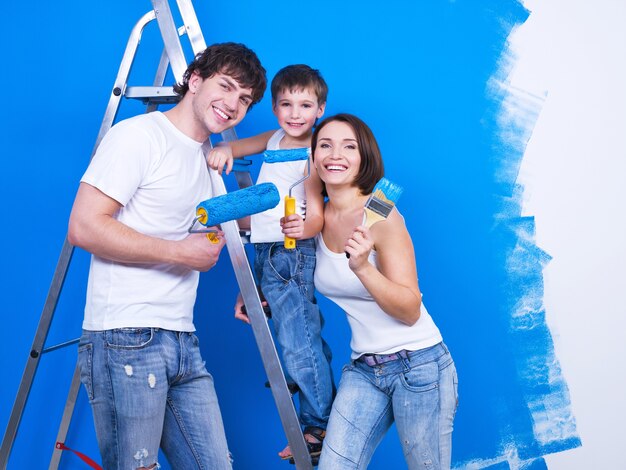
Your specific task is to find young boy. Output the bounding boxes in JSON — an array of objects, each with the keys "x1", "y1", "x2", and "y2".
[{"x1": 207, "y1": 64, "x2": 335, "y2": 461}]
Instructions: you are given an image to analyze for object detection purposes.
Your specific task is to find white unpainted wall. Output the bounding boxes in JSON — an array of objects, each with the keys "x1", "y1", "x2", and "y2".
[{"x1": 507, "y1": 1, "x2": 626, "y2": 468}]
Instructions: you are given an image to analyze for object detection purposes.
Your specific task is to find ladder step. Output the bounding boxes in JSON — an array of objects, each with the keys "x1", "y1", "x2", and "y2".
[{"x1": 124, "y1": 86, "x2": 179, "y2": 104}]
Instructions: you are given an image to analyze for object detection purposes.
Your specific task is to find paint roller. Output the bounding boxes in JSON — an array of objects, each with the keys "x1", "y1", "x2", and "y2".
[
  {"x1": 263, "y1": 147, "x2": 311, "y2": 249},
  {"x1": 192, "y1": 183, "x2": 280, "y2": 242}
]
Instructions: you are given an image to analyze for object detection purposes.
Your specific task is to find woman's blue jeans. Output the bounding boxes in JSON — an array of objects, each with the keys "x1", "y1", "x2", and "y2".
[
  {"x1": 78, "y1": 328, "x2": 232, "y2": 470},
  {"x1": 254, "y1": 239, "x2": 335, "y2": 430},
  {"x1": 318, "y1": 343, "x2": 458, "y2": 470}
]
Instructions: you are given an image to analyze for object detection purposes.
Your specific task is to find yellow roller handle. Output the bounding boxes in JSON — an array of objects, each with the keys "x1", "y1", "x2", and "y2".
[
  {"x1": 196, "y1": 208, "x2": 219, "y2": 244},
  {"x1": 284, "y1": 195, "x2": 296, "y2": 249}
]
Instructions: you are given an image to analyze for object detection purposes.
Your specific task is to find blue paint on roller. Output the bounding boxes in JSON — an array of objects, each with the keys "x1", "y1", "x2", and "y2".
[
  {"x1": 196, "y1": 183, "x2": 280, "y2": 226},
  {"x1": 263, "y1": 147, "x2": 310, "y2": 163}
]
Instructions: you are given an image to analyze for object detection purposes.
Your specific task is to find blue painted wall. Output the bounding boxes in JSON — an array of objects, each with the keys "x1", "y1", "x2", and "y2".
[{"x1": 0, "y1": 1, "x2": 579, "y2": 468}]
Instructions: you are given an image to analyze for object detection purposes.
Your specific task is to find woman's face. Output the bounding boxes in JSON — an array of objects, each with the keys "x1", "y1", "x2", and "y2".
[{"x1": 314, "y1": 120, "x2": 361, "y2": 187}]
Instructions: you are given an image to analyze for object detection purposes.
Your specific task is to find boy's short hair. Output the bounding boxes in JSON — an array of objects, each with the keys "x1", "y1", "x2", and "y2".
[
  {"x1": 174, "y1": 42, "x2": 266, "y2": 107},
  {"x1": 271, "y1": 64, "x2": 328, "y2": 105},
  {"x1": 312, "y1": 113, "x2": 384, "y2": 196}
]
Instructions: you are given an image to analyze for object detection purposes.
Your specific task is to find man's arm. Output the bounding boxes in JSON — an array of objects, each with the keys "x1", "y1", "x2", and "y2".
[{"x1": 68, "y1": 182, "x2": 224, "y2": 271}]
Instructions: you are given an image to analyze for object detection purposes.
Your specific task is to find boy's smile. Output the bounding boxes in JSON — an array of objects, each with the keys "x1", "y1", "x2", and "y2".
[{"x1": 273, "y1": 88, "x2": 325, "y2": 145}]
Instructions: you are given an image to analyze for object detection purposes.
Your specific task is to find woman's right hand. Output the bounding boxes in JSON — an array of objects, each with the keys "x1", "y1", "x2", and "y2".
[{"x1": 345, "y1": 225, "x2": 374, "y2": 272}]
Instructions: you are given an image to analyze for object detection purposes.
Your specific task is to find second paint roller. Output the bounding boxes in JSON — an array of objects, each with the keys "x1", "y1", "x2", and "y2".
[
  {"x1": 263, "y1": 147, "x2": 311, "y2": 249},
  {"x1": 195, "y1": 183, "x2": 280, "y2": 234}
]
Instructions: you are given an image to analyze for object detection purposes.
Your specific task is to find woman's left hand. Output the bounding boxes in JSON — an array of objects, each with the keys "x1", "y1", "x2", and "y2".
[{"x1": 345, "y1": 225, "x2": 374, "y2": 272}]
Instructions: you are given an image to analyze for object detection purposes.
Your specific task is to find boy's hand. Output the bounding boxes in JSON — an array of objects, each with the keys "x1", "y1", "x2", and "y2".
[
  {"x1": 234, "y1": 292, "x2": 250, "y2": 324},
  {"x1": 280, "y1": 214, "x2": 305, "y2": 240},
  {"x1": 207, "y1": 144, "x2": 234, "y2": 175},
  {"x1": 234, "y1": 292, "x2": 269, "y2": 324}
]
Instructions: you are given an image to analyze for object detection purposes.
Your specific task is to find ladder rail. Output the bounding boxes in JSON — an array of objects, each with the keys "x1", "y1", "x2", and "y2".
[
  {"x1": 0, "y1": 10, "x2": 159, "y2": 470},
  {"x1": 48, "y1": 365, "x2": 81, "y2": 470},
  {"x1": 0, "y1": 241, "x2": 74, "y2": 469},
  {"x1": 208, "y1": 169, "x2": 313, "y2": 470}
]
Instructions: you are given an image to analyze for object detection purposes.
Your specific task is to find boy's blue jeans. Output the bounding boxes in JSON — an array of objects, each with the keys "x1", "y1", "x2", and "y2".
[
  {"x1": 318, "y1": 343, "x2": 458, "y2": 470},
  {"x1": 78, "y1": 328, "x2": 232, "y2": 470},
  {"x1": 254, "y1": 238, "x2": 335, "y2": 430}
]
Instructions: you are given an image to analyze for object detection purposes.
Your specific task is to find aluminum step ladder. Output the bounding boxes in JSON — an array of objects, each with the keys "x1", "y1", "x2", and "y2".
[{"x1": 0, "y1": 1, "x2": 312, "y2": 469}]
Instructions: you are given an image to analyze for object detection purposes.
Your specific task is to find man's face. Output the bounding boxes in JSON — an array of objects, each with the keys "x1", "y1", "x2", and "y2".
[{"x1": 188, "y1": 71, "x2": 254, "y2": 137}]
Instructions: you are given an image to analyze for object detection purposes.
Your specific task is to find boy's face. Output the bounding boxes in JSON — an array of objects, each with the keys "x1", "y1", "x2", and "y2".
[
  {"x1": 272, "y1": 87, "x2": 325, "y2": 139},
  {"x1": 188, "y1": 71, "x2": 254, "y2": 138}
]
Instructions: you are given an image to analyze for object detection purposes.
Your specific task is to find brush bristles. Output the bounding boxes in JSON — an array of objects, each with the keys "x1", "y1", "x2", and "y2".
[{"x1": 372, "y1": 177, "x2": 404, "y2": 205}]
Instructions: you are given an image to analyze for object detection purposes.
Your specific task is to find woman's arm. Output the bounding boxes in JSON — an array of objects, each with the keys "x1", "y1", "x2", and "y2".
[
  {"x1": 281, "y1": 157, "x2": 324, "y2": 240},
  {"x1": 346, "y1": 209, "x2": 422, "y2": 325}
]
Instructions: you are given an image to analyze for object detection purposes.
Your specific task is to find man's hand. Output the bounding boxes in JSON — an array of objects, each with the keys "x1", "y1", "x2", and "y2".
[{"x1": 175, "y1": 229, "x2": 225, "y2": 271}]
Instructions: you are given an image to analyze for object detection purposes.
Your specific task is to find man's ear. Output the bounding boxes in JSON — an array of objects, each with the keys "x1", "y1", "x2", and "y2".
[{"x1": 188, "y1": 71, "x2": 201, "y2": 94}]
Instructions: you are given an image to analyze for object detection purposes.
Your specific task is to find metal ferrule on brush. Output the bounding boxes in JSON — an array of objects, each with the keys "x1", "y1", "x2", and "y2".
[{"x1": 365, "y1": 195, "x2": 394, "y2": 218}]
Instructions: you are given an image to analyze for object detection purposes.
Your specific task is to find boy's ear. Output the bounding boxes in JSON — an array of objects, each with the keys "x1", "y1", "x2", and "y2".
[{"x1": 317, "y1": 102, "x2": 326, "y2": 118}]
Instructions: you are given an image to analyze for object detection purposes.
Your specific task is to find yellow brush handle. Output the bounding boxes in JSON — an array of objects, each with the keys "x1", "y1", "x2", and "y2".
[
  {"x1": 206, "y1": 232, "x2": 219, "y2": 244},
  {"x1": 284, "y1": 195, "x2": 296, "y2": 249}
]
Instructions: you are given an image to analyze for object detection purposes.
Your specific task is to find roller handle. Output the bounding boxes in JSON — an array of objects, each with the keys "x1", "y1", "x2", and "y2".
[
  {"x1": 284, "y1": 196, "x2": 296, "y2": 249},
  {"x1": 196, "y1": 208, "x2": 220, "y2": 244}
]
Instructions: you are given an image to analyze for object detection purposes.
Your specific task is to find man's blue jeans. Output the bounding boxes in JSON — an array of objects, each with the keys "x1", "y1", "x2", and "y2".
[
  {"x1": 78, "y1": 328, "x2": 232, "y2": 470},
  {"x1": 318, "y1": 343, "x2": 458, "y2": 470},
  {"x1": 254, "y1": 238, "x2": 335, "y2": 430}
]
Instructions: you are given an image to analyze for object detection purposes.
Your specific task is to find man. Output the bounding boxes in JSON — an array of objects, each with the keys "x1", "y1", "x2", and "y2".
[{"x1": 68, "y1": 42, "x2": 266, "y2": 470}]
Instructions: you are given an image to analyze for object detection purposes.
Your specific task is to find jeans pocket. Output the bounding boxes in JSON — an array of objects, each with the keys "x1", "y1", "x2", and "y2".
[
  {"x1": 78, "y1": 343, "x2": 94, "y2": 401},
  {"x1": 105, "y1": 328, "x2": 154, "y2": 350},
  {"x1": 399, "y1": 361, "x2": 439, "y2": 393},
  {"x1": 267, "y1": 244, "x2": 298, "y2": 283}
]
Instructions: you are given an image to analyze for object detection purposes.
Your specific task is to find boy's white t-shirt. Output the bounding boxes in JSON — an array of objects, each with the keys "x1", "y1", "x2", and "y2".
[
  {"x1": 250, "y1": 129, "x2": 308, "y2": 243},
  {"x1": 80, "y1": 112, "x2": 212, "y2": 332}
]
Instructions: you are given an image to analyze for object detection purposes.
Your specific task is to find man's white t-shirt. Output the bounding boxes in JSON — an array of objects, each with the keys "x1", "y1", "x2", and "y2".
[{"x1": 80, "y1": 112, "x2": 212, "y2": 332}]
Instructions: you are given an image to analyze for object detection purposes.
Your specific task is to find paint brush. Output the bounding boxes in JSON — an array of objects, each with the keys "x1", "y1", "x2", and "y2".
[
  {"x1": 346, "y1": 177, "x2": 403, "y2": 257},
  {"x1": 363, "y1": 177, "x2": 404, "y2": 227}
]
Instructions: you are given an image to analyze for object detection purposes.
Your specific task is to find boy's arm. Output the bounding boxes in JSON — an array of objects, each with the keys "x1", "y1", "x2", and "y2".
[{"x1": 207, "y1": 130, "x2": 276, "y2": 175}]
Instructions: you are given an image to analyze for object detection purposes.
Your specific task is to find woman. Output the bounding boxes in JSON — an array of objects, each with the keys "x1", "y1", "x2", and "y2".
[{"x1": 311, "y1": 114, "x2": 458, "y2": 469}]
